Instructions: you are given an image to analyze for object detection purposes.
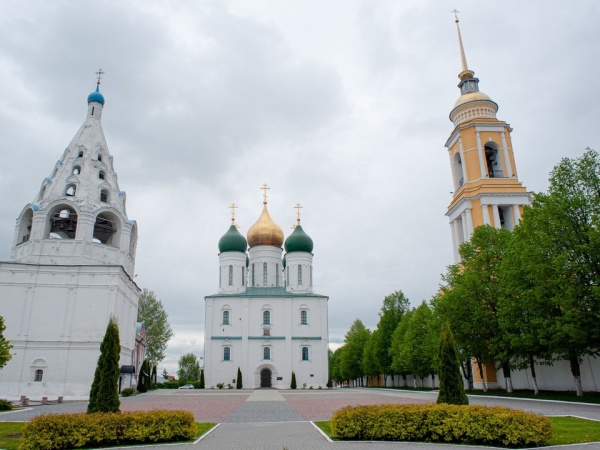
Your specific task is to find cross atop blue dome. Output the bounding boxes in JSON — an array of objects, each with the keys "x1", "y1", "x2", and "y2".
[{"x1": 87, "y1": 68, "x2": 105, "y2": 105}]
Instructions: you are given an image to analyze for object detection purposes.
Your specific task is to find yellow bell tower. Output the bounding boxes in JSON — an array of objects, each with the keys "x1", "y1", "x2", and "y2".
[{"x1": 445, "y1": 11, "x2": 530, "y2": 262}]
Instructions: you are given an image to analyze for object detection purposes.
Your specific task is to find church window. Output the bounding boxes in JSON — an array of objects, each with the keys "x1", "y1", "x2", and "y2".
[
  {"x1": 302, "y1": 347, "x2": 309, "y2": 361},
  {"x1": 98, "y1": 154, "x2": 103, "y2": 162},
  {"x1": 300, "y1": 310, "x2": 308, "y2": 325},
  {"x1": 78, "y1": 150, "x2": 84, "y2": 158},
  {"x1": 93, "y1": 212, "x2": 118, "y2": 245},
  {"x1": 219, "y1": 267, "x2": 222, "y2": 287},
  {"x1": 242, "y1": 267, "x2": 245, "y2": 286},
  {"x1": 298, "y1": 266, "x2": 303, "y2": 285},
  {"x1": 100, "y1": 189, "x2": 109, "y2": 203},
  {"x1": 263, "y1": 347, "x2": 271, "y2": 360},
  {"x1": 263, "y1": 262, "x2": 267, "y2": 286},
  {"x1": 223, "y1": 347, "x2": 231, "y2": 361},
  {"x1": 275, "y1": 263, "x2": 279, "y2": 286},
  {"x1": 252, "y1": 263, "x2": 255, "y2": 286},
  {"x1": 310, "y1": 266, "x2": 313, "y2": 286},
  {"x1": 65, "y1": 184, "x2": 76, "y2": 197},
  {"x1": 228, "y1": 265, "x2": 233, "y2": 286},
  {"x1": 49, "y1": 206, "x2": 78, "y2": 239},
  {"x1": 34, "y1": 369, "x2": 43, "y2": 382},
  {"x1": 484, "y1": 144, "x2": 503, "y2": 178},
  {"x1": 223, "y1": 310, "x2": 230, "y2": 325},
  {"x1": 287, "y1": 268, "x2": 289, "y2": 286},
  {"x1": 99, "y1": 170, "x2": 106, "y2": 180},
  {"x1": 263, "y1": 310, "x2": 270, "y2": 325},
  {"x1": 73, "y1": 165, "x2": 81, "y2": 175}
]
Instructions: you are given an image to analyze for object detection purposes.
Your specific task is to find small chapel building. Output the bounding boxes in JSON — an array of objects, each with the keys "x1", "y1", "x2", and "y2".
[
  {"x1": 0, "y1": 76, "x2": 141, "y2": 400},
  {"x1": 204, "y1": 189, "x2": 329, "y2": 389}
]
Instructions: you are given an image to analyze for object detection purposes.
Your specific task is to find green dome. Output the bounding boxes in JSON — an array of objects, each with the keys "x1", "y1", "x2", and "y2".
[
  {"x1": 284, "y1": 225, "x2": 313, "y2": 253},
  {"x1": 218, "y1": 225, "x2": 247, "y2": 253}
]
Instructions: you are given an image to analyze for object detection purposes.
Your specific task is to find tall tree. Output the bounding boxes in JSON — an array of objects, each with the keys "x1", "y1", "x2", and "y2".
[
  {"x1": 362, "y1": 330, "x2": 379, "y2": 385},
  {"x1": 390, "y1": 309, "x2": 414, "y2": 386},
  {"x1": 199, "y1": 368, "x2": 205, "y2": 389},
  {"x1": 499, "y1": 149, "x2": 600, "y2": 396},
  {"x1": 178, "y1": 353, "x2": 201, "y2": 382},
  {"x1": 137, "y1": 289, "x2": 174, "y2": 367},
  {"x1": 373, "y1": 291, "x2": 410, "y2": 384},
  {"x1": 88, "y1": 316, "x2": 121, "y2": 413},
  {"x1": 437, "y1": 322, "x2": 468, "y2": 405},
  {"x1": 137, "y1": 359, "x2": 150, "y2": 393},
  {"x1": 0, "y1": 316, "x2": 13, "y2": 369},
  {"x1": 437, "y1": 225, "x2": 513, "y2": 392},
  {"x1": 339, "y1": 319, "x2": 370, "y2": 386},
  {"x1": 329, "y1": 347, "x2": 343, "y2": 383},
  {"x1": 401, "y1": 302, "x2": 435, "y2": 387}
]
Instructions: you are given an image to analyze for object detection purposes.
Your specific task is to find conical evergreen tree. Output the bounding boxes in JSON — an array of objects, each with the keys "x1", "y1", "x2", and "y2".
[
  {"x1": 236, "y1": 367, "x2": 243, "y2": 389},
  {"x1": 199, "y1": 368, "x2": 205, "y2": 389},
  {"x1": 151, "y1": 365, "x2": 157, "y2": 390},
  {"x1": 137, "y1": 359, "x2": 150, "y2": 393},
  {"x1": 290, "y1": 371, "x2": 297, "y2": 389},
  {"x1": 437, "y1": 323, "x2": 468, "y2": 405},
  {"x1": 88, "y1": 316, "x2": 121, "y2": 413}
]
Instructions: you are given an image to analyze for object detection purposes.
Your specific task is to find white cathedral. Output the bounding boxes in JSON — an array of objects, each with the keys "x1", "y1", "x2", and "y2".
[
  {"x1": 204, "y1": 192, "x2": 329, "y2": 389},
  {"x1": 0, "y1": 78, "x2": 141, "y2": 400}
]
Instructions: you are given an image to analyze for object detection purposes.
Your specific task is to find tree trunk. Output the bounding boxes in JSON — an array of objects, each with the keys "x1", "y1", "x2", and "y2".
[
  {"x1": 383, "y1": 374, "x2": 388, "y2": 387},
  {"x1": 475, "y1": 357, "x2": 488, "y2": 392},
  {"x1": 529, "y1": 355, "x2": 539, "y2": 395},
  {"x1": 460, "y1": 358, "x2": 474, "y2": 390},
  {"x1": 402, "y1": 374, "x2": 407, "y2": 387},
  {"x1": 501, "y1": 361, "x2": 513, "y2": 393},
  {"x1": 569, "y1": 353, "x2": 584, "y2": 397}
]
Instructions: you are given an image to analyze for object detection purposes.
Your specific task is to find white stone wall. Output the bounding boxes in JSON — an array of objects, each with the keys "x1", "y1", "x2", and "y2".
[
  {"x1": 0, "y1": 262, "x2": 140, "y2": 400},
  {"x1": 285, "y1": 252, "x2": 313, "y2": 293},
  {"x1": 248, "y1": 246, "x2": 284, "y2": 288},
  {"x1": 218, "y1": 251, "x2": 247, "y2": 293}
]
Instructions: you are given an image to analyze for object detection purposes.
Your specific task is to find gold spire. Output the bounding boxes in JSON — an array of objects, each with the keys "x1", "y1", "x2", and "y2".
[
  {"x1": 229, "y1": 202, "x2": 238, "y2": 226},
  {"x1": 452, "y1": 9, "x2": 474, "y2": 81},
  {"x1": 247, "y1": 184, "x2": 284, "y2": 248}
]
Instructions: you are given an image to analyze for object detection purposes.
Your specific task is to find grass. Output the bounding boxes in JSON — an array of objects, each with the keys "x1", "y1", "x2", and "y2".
[
  {"x1": 0, "y1": 421, "x2": 216, "y2": 449},
  {"x1": 314, "y1": 416, "x2": 600, "y2": 445}
]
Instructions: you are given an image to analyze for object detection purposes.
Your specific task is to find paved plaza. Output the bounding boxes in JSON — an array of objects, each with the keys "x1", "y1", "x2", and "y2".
[{"x1": 2, "y1": 388, "x2": 600, "y2": 449}]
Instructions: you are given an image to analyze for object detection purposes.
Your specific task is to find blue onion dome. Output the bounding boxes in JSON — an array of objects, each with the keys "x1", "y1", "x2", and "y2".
[
  {"x1": 218, "y1": 225, "x2": 247, "y2": 253},
  {"x1": 284, "y1": 225, "x2": 313, "y2": 253},
  {"x1": 87, "y1": 85, "x2": 105, "y2": 105}
]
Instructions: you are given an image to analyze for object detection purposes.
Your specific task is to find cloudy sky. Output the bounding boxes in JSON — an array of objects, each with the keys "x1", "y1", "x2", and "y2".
[{"x1": 1, "y1": 1, "x2": 599, "y2": 374}]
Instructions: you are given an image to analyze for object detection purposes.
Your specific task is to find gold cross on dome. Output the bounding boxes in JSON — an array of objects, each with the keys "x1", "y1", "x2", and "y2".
[
  {"x1": 229, "y1": 202, "x2": 238, "y2": 224},
  {"x1": 451, "y1": 8, "x2": 460, "y2": 22},
  {"x1": 260, "y1": 183, "x2": 270, "y2": 203},
  {"x1": 294, "y1": 203, "x2": 303, "y2": 225},
  {"x1": 95, "y1": 68, "x2": 105, "y2": 85}
]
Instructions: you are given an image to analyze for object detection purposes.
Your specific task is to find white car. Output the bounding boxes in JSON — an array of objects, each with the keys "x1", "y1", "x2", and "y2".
[{"x1": 178, "y1": 384, "x2": 195, "y2": 389}]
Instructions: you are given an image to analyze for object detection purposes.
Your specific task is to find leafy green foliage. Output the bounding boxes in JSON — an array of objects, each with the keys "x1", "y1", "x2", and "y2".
[
  {"x1": 0, "y1": 399, "x2": 12, "y2": 411},
  {"x1": 137, "y1": 289, "x2": 174, "y2": 367},
  {"x1": 87, "y1": 316, "x2": 120, "y2": 414},
  {"x1": 390, "y1": 309, "x2": 413, "y2": 376},
  {"x1": 120, "y1": 388, "x2": 135, "y2": 397},
  {"x1": 331, "y1": 404, "x2": 552, "y2": 446},
  {"x1": 0, "y1": 315, "x2": 13, "y2": 369},
  {"x1": 236, "y1": 367, "x2": 243, "y2": 389},
  {"x1": 437, "y1": 323, "x2": 468, "y2": 405},
  {"x1": 373, "y1": 291, "x2": 409, "y2": 378},
  {"x1": 19, "y1": 410, "x2": 196, "y2": 449},
  {"x1": 177, "y1": 353, "x2": 201, "y2": 382},
  {"x1": 339, "y1": 319, "x2": 370, "y2": 383},
  {"x1": 290, "y1": 371, "x2": 297, "y2": 389},
  {"x1": 329, "y1": 347, "x2": 343, "y2": 382}
]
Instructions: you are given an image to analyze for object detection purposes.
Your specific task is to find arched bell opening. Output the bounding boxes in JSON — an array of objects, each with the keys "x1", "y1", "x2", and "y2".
[
  {"x1": 46, "y1": 205, "x2": 78, "y2": 240},
  {"x1": 484, "y1": 142, "x2": 503, "y2": 178},
  {"x1": 17, "y1": 208, "x2": 34, "y2": 244},
  {"x1": 93, "y1": 211, "x2": 121, "y2": 246}
]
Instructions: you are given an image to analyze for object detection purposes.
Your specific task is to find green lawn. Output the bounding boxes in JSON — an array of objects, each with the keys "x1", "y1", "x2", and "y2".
[
  {"x1": 0, "y1": 422, "x2": 216, "y2": 449},
  {"x1": 315, "y1": 416, "x2": 600, "y2": 446}
]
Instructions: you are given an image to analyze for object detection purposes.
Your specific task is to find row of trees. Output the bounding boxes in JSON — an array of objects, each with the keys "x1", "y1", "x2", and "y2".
[{"x1": 331, "y1": 149, "x2": 600, "y2": 397}]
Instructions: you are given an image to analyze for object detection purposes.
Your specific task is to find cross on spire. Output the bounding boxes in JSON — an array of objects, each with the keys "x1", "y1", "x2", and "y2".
[
  {"x1": 260, "y1": 183, "x2": 270, "y2": 204},
  {"x1": 229, "y1": 202, "x2": 238, "y2": 225},
  {"x1": 451, "y1": 8, "x2": 460, "y2": 22},
  {"x1": 95, "y1": 68, "x2": 105, "y2": 86},
  {"x1": 294, "y1": 203, "x2": 303, "y2": 225}
]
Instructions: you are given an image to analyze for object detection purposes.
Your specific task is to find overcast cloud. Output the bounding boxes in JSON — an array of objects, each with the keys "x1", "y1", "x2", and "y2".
[{"x1": 1, "y1": 1, "x2": 599, "y2": 374}]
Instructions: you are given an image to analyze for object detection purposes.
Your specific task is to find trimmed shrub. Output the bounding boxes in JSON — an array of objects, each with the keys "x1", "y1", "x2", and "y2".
[
  {"x1": 199, "y1": 369, "x2": 205, "y2": 389},
  {"x1": 120, "y1": 388, "x2": 134, "y2": 397},
  {"x1": 156, "y1": 380, "x2": 180, "y2": 389},
  {"x1": 19, "y1": 410, "x2": 196, "y2": 450},
  {"x1": 87, "y1": 317, "x2": 121, "y2": 413},
  {"x1": 236, "y1": 367, "x2": 243, "y2": 389},
  {"x1": 331, "y1": 404, "x2": 552, "y2": 447},
  {"x1": 437, "y1": 323, "x2": 468, "y2": 405},
  {"x1": 0, "y1": 399, "x2": 13, "y2": 410}
]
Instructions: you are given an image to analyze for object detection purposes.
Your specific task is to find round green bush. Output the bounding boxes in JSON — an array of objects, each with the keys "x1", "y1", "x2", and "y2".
[
  {"x1": 0, "y1": 399, "x2": 13, "y2": 411},
  {"x1": 120, "y1": 388, "x2": 134, "y2": 397}
]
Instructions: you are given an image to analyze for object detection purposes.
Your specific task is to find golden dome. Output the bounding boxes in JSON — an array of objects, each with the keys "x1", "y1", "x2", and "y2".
[
  {"x1": 247, "y1": 203, "x2": 284, "y2": 248},
  {"x1": 453, "y1": 91, "x2": 494, "y2": 109}
]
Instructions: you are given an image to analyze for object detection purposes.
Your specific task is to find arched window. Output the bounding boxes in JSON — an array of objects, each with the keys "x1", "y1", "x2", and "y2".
[
  {"x1": 252, "y1": 263, "x2": 255, "y2": 286},
  {"x1": 223, "y1": 347, "x2": 231, "y2": 361},
  {"x1": 223, "y1": 310, "x2": 230, "y2": 325},
  {"x1": 17, "y1": 209, "x2": 33, "y2": 244},
  {"x1": 98, "y1": 154, "x2": 103, "y2": 162},
  {"x1": 300, "y1": 310, "x2": 308, "y2": 325},
  {"x1": 78, "y1": 150, "x2": 84, "y2": 158},
  {"x1": 484, "y1": 144, "x2": 502, "y2": 178},
  {"x1": 275, "y1": 263, "x2": 279, "y2": 287},
  {"x1": 302, "y1": 347, "x2": 309, "y2": 361},
  {"x1": 263, "y1": 310, "x2": 270, "y2": 325},
  {"x1": 310, "y1": 266, "x2": 313, "y2": 286},
  {"x1": 242, "y1": 267, "x2": 245, "y2": 286},
  {"x1": 287, "y1": 268, "x2": 290, "y2": 286},
  {"x1": 228, "y1": 265, "x2": 233, "y2": 286},
  {"x1": 34, "y1": 369, "x2": 43, "y2": 382},
  {"x1": 73, "y1": 165, "x2": 81, "y2": 175},
  {"x1": 263, "y1": 262, "x2": 268, "y2": 286},
  {"x1": 100, "y1": 189, "x2": 109, "y2": 203},
  {"x1": 48, "y1": 206, "x2": 78, "y2": 239},
  {"x1": 65, "y1": 184, "x2": 76, "y2": 197},
  {"x1": 93, "y1": 213, "x2": 118, "y2": 245},
  {"x1": 99, "y1": 170, "x2": 106, "y2": 180},
  {"x1": 263, "y1": 347, "x2": 271, "y2": 360},
  {"x1": 298, "y1": 265, "x2": 303, "y2": 285}
]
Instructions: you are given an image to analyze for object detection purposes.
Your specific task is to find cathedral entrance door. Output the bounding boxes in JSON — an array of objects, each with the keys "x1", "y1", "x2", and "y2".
[{"x1": 260, "y1": 368, "x2": 272, "y2": 388}]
